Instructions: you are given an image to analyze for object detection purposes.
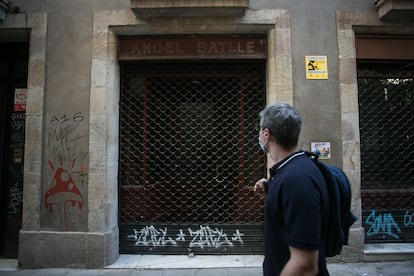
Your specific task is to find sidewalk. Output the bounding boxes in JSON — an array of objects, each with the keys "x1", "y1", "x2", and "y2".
[{"x1": 1, "y1": 255, "x2": 413, "y2": 275}]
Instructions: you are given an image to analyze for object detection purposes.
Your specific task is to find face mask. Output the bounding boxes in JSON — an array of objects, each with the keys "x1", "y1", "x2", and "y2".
[{"x1": 258, "y1": 135, "x2": 268, "y2": 153}]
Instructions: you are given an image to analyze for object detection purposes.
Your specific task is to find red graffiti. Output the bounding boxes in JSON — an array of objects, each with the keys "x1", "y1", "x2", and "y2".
[{"x1": 45, "y1": 158, "x2": 83, "y2": 227}]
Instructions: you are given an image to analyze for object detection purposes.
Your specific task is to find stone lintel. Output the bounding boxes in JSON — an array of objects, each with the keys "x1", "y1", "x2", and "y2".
[{"x1": 130, "y1": 0, "x2": 248, "y2": 17}]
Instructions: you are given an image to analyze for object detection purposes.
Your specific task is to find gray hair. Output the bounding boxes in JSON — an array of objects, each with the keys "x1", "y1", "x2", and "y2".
[{"x1": 259, "y1": 103, "x2": 302, "y2": 150}]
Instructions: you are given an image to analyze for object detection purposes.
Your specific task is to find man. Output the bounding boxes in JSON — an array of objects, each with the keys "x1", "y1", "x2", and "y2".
[{"x1": 254, "y1": 103, "x2": 329, "y2": 276}]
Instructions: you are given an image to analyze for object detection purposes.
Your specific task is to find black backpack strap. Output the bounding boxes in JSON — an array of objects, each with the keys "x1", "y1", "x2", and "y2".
[{"x1": 305, "y1": 151, "x2": 319, "y2": 161}]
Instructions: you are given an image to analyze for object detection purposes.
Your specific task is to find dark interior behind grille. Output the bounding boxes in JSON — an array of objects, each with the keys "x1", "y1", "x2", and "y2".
[
  {"x1": 119, "y1": 62, "x2": 266, "y2": 225},
  {"x1": 358, "y1": 62, "x2": 414, "y2": 243}
]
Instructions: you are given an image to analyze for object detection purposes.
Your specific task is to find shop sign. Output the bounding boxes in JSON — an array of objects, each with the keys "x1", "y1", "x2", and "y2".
[{"x1": 118, "y1": 36, "x2": 267, "y2": 60}]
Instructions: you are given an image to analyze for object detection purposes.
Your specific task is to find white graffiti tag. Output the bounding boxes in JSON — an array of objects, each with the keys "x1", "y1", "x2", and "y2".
[
  {"x1": 188, "y1": 225, "x2": 234, "y2": 249},
  {"x1": 128, "y1": 225, "x2": 177, "y2": 246},
  {"x1": 8, "y1": 184, "x2": 22, "y2": 214},
  {"x1": 231, "y1": 229, "x2": 244, "y2": 244},
  {"x1": 176, "y1": 229, "x2": 186, "y2": 241},
  {"x1": 129, "y1": 225, "x2": 245, "y2": 250}
]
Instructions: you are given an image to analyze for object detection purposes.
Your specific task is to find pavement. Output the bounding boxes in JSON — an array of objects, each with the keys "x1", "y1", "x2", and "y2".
[{"x1": 0, "y1": 255, "x2": 413, "y2": 275}]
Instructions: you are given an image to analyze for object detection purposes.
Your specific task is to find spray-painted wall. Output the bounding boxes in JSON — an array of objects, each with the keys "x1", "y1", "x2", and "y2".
[
  {"x1": 0, "y1": 0, "x2": 411, "y2": 268},
  {"x1": 12, "y1": 1, "x2": 130, "y2": 232},
  {"x1": 11, "y1": 0, "x2": 372, "y2": 232}
]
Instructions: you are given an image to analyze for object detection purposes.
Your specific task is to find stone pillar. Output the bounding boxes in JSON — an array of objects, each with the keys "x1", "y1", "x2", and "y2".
[
  {"x1": 335, "y1": 10, "x2": 385, "y2": 262},
  {"x1": 17, "y1": 10, "x2": 119, "y2": 268}
]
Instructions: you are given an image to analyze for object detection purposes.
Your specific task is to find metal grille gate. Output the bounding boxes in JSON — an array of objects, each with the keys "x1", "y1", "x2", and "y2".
[
  {"x1": 119, "y1": 62, "x2": 266, "y2": 254},
  {"x1": 358, "y1": 62, "x2": 414, "y2": 243}
]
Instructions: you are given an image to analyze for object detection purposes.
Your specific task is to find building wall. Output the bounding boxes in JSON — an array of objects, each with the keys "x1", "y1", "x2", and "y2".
[{"x1": 0, "y1": 0, "x2": 412, "y2": 268}]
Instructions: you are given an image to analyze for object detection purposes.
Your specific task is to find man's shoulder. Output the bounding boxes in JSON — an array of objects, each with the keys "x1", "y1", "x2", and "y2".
[
  {"x1": 282, "y1": 155, "x2": 327, "y2": 187},
  {"x1": 287, "y1": 154, "x2": 319, "y2": 174},
  {"x1": 296, "y1": 154, "x2": 325, "y2": 174}
]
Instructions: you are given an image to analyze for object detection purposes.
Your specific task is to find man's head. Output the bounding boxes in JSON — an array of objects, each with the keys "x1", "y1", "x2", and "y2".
[{"x1": 258, "y1": 103, "x2": 302, "y2": 151}]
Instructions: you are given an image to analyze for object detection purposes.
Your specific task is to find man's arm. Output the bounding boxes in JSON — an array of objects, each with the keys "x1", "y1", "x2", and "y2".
[{"x1": 280, "y1": 246, "x2": 319, "y2": 276}]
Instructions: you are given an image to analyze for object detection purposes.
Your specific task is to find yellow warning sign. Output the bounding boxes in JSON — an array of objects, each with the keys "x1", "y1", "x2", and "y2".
[{"x1": 305, "y1": 56, "x2": 328, "y2": 79}]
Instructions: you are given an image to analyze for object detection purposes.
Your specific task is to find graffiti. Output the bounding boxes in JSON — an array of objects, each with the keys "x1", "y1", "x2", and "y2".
[
  {"x1": 45, "y1": 158, "x2": 84, "y2": 227},
  {"x1": 128, "y1": 225, "x2": 244, "y2": 250},
  {"x1": 48, "y1": 112, "x2": 87, "y2": 154},
  {"x1": 365, "y1": 210, "x2": 401, "y2": 239},
  {"x1": 404, "y1": 210, "x2": 414, "y2": 226},
  {"x1": 8, "y1": 183, "x2": 22, "y2": 214},
  {"x1": 128, "y1": 225, "x2": 177, "y2": 246},
  {"x1": 11, "y1": 113, "x2": 26, "y2": 131},
  {"x1": 10, "y1": 113, "x2": 25, "y2": 147},
  {"x1": 232, "y1": 229, "x2": 244, "y2": 244},
  {"x1": 189, "y1": 225, "x2": 234, "y2": 249},
  {"x1": 50, "y1": 112, "x2": 85, "y2": 124},
  {"x1": 177, "y1": 229, "x2": 186, "y2": 241},
  {"x1": 45, "y1": 112, "x2": 88, "y2": 229}
]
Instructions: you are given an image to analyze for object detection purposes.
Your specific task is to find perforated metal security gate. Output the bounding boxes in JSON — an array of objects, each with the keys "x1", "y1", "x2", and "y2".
[
  {"x1": 358, "y1": 62, "x2": 414, "y2": 243},
  {"x1": 119, "y1": 61, "x2": 266, "y2": 254}
]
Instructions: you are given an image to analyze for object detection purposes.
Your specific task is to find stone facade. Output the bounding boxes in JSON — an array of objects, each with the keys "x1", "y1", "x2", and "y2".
[{"x1": 0, "y1": 0, "x2": 413, "y2": 268}]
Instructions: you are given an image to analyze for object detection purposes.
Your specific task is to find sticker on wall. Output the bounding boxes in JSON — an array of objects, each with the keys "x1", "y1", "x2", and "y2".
[
  {"x1": 14, "y1": 88, "x2": 27, "y2": 112},
  {"x1": 305, "y1": 56, "x2": 328, "y2": 79},
  {"x1": 311, "y1": 142, "x2": 331, "y2": 159}
]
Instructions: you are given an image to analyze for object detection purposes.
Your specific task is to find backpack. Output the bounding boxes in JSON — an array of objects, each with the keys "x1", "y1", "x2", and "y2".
[{"x1": 306, "y1": 151, "x2": 357, "y2": 257}]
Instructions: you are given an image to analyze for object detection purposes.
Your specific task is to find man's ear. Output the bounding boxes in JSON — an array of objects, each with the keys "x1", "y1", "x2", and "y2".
[
  {"x1": 263, "y1": 128, "x2": 275, "y2": 144},
  {"x1": 262, "y1": 127, "x2": 270, "y2": 138}
]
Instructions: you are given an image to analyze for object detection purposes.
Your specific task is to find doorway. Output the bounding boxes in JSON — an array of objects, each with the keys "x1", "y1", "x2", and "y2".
[
  {"x1": 0, "y1": 42, "x2": 28, "y2": 258},
  {"x1": 118, "y1": 61, "x2": 267, "y2": 254},
  {"x1": 355, "y1": 35, "x2": 414, "y2": 244},
  {"x1": 358, "y1": 61, "x2": 414, "y2": 243}
]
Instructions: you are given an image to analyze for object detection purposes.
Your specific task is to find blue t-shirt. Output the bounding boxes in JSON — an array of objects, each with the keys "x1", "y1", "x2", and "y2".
[{"x1": 263, "y1": 151, "x2": 329, "y2": 276}]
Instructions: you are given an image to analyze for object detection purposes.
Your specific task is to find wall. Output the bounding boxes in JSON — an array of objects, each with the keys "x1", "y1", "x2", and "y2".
[
  {"x1": 1, "y1": 0, "x2": 411, "y2": 268},
  {"x1": 250, "y1": 0, "x2": 371, "y2": 165},
  {"x1": 7, "y1": 0, "x2": 129, "y2": 268}
]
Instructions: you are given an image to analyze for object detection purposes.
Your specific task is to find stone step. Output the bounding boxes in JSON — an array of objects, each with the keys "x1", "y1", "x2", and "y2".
[{"x1": 364, "y1": 243, "x2": 414, "y2": 261}]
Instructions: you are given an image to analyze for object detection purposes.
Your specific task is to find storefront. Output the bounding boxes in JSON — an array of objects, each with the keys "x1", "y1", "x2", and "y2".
[
  {"x1": 117, "y1": 35, "x2": 267, "y2": 254},
  {"x1": 0, "y1": 0, "x2": 413, "y2": 268}
]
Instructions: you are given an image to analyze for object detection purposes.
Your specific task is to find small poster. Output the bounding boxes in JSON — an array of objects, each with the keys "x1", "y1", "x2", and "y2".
[
  {"x1": 14, "y1": 88, "x2": 27, "y2": 112},
  {"x1": 311, "y1": 142, "x2": 331, "y2": 159},
  {"x1": 305, "y1": 56, "x2": 328, "y2": 79}
]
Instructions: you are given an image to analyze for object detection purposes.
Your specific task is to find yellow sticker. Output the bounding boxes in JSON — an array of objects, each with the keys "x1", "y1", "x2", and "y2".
[{"x1": 305, "y1": 56, "x2": 328, "y2": 79}]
